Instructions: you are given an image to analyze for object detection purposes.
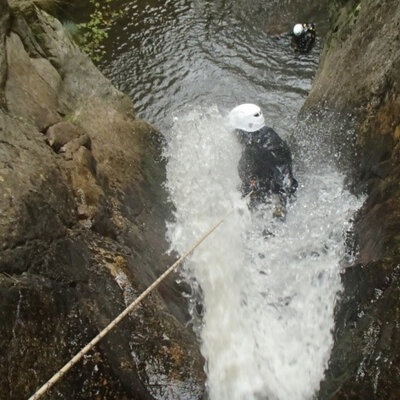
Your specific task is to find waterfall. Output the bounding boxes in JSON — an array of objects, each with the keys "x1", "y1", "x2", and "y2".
[{"x1": 164, "y1": 105, "x2": 364, "y2": 400}]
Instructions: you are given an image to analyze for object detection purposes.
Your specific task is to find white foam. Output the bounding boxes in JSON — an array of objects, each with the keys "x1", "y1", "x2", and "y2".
[{"x1": 164, "y1": 106, "x2": 364, "y2": 400}]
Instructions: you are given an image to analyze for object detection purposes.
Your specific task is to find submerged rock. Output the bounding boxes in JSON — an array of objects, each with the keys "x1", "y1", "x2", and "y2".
[{"x1": 0, "y1": 2, "x2": 204, "y2": 399}]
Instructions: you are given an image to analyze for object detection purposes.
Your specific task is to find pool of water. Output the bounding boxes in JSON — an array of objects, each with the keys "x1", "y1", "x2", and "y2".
[{"x1": 93, "y1": 0, "x2": 330, "y2": 131}]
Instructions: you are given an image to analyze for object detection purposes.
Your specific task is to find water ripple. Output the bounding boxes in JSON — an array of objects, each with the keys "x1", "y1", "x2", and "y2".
[{"x1": 99, "y1": 0, "x2": 327, "y2": 131}]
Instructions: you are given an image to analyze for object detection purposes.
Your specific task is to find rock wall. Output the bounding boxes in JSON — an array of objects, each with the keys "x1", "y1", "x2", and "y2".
[
  {"x1": 0, "y1": 1, "x2": 205, "y2": 399},
  {"x1": 301, "y1": 0, "x2": 400, "y2": 398}
]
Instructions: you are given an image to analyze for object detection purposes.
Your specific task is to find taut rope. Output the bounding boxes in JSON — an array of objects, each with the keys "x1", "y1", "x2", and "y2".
[{"x1": 28, "y1": 196, "x2": 249, "y2": 400}]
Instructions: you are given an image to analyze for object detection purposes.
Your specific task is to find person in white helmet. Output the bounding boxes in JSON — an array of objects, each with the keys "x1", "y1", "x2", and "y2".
[
  {"x1": 291, "y1": 23, "x2": 316, "y2": 53},
  {"x1": 228, "y1": 104, "x2": 298, "y2": 211}
]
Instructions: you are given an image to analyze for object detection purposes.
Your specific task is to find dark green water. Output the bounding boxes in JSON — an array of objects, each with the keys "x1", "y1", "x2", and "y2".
[{"x1": 64, "y1": 0, "x2": 330, "y2": 133}]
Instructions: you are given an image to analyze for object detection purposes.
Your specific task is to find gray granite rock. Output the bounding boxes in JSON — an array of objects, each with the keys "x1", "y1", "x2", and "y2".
[
  {"x1": 46, "y1": 121, "x2": 84, "y2": 152},
  {"x1": 5, "y1": 32, "x2": 61, "y2": 130},
  {"x1": 298, "y1": 1, "x2": 400, "y2": 398},
  {"x1": 0, "y1": 2, "x2": 205, "y2": 400},
  {"x1": 0, "y1": 0, "x2": 10, "y2": 107}
]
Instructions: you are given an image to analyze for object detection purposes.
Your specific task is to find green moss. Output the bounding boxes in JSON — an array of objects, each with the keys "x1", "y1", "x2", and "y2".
[
  {"x1": 324, "y1": 0, "x2": 362, "y2": 51},
  {"x1": 76, "y1": 0, "x2": 122, "y2": 62},
  {"x1": 62, "y1": 111, "x2": 80, "y2": 124},
  {"x1": 352, "y1": 3, "x2": 361, "y2": 18},
  {"x1": 61, "y1": 20, "x2": 81, "y2": 43}
]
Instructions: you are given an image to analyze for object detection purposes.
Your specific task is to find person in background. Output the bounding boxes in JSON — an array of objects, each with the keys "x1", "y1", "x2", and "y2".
[
  {"x1": 291, "y1": 23, "x2": 316, "y2": 53},
  {"x1": 228, "y1": 104, "x2": 298, "y2": 216}
]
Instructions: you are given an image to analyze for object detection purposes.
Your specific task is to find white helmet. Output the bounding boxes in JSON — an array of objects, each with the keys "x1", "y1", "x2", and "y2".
[
  {"x1": 293, "y1": 23, "x2": 304, "y2": 36},
  {"x1": 228, "y1": 104, "x2": 265, "y2": 133}
]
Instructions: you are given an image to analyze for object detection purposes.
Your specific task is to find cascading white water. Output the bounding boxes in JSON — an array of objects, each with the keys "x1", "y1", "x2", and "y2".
[
  {"x1": 164, "y1": 106, "x2": 364, "y2": 400},
  {"x1": 85, "y1": 0, "x2": 365, "y2": 397}
]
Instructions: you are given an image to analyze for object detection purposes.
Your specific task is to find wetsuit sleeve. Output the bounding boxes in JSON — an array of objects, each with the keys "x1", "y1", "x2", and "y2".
[
  {"x1": 279, "y1": 159, "x2": 298, "y2": 199},
  {"x1": 238, "y1": 153, "x2": 256, "y2": 194},
  {"x1": 303, "y1": 28, "x2": 316, "y2": 53},
  {"x1": 269, "y1": 139, "x2": 298, "y2": 198}
]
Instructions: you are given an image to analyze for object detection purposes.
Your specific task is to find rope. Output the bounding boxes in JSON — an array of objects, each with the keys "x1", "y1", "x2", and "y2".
[{"x1": 27, "y1": 196, "x2": 248, "y2": 400}]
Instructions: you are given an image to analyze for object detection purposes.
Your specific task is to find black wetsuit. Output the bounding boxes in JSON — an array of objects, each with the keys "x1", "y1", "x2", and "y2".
[
  {"x1": 237, "y1": 126, "x2": 297, "y2": 206},
  {"x1": 291, "y1": 24, "x2": 316, "y2": 53}
]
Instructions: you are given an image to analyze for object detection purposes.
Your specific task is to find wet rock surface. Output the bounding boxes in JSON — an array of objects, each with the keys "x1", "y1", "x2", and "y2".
[
  {"x1": 0, "y1": 2, "x2": 204, "y2": 399},
  {"x1": 0, "y1": 0, "x2": 9, "y2": 108},
  {"x1": 46, "y1": 121, "x2": 86, "y2": 152},
  {"x1": 301, "y1": 0, "x2": 400, "y2": 398}
]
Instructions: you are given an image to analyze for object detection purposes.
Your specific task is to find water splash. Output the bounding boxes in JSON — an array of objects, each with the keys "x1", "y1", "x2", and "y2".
[{"x1": 164, "y1": 106, "x2": 364, "y2": 400}]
